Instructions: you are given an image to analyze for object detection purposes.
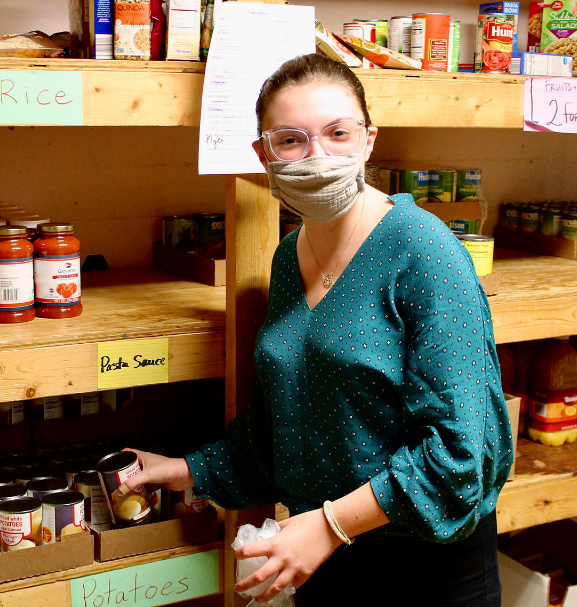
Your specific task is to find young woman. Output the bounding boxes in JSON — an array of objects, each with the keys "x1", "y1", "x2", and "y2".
[{"x1": 122, "y1": 54, "x2": 513, "y2": 606}]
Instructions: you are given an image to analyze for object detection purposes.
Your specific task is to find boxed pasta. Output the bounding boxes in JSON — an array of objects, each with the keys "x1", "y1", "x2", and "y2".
[
  {"x1": 166, "y1": 0, "x2": 202, "y2": 61},
  {"x1": 68, "y1": 0, "x2": 114, "y2": 59},
  {"x1": 528, "y1": 2, "x2": 544, "y2": 53},
  {"x1": 541, "y1": 1, "x2": 577, "y2": 72}
]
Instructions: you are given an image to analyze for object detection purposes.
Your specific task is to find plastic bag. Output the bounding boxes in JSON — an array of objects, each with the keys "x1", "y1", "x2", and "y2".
[{"x1": 231, "y1": 518, "x2": 296, "y2": 607}]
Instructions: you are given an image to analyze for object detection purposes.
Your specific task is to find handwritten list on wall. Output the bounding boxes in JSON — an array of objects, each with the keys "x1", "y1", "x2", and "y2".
[
  {"x1": 524, "y1": 77, "x2": 577, "y2": 134},
  {"x1": 198, "y1": 2, "x2": 315, "y2": 175}
]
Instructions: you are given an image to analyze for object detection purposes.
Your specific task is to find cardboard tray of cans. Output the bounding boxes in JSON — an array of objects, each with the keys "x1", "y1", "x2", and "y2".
[
  {"x1": 91, "y1": 507, "x2": 219, "y2": 562},
  {"x1": 0, "y1": 531, "x2": 94, "y2": 584},
  {"x1": 153, "y1": 242, "x2": 226, "y2": 287},
  {"x1": 417, "y1": 200, "x2": 483, "y2": 222},
  {"x1": 478, "y1": 272, "x2": 500, "y2": 297},
  {"x1": 504, "y1": 394, "x2": 520, "y2": 482},
  {"x1": 494, "y1": 226, "x2": 577, "y2": 261}
]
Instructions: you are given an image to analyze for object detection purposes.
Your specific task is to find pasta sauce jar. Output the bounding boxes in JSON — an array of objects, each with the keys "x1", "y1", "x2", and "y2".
[
  {"x1": 0, "y1": 226, "x2": 35, "y2": 324},
  {"x1": 34, "y1": 223, "x2": 82, "y2": 319}
]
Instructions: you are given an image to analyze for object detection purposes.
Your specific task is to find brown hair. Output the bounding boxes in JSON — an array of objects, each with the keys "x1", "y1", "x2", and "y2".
[{"x1": 255, "y1": 53, "x2": 372, "y2": 135}]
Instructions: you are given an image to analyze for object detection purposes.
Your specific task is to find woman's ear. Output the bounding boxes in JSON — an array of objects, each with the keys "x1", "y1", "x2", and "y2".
[
  {"x1": 252, "y1": 140, "x2": 269, "y2": 169},
  {"x1": 364, "y1": 126, "x2": 378, "y2": 162}
]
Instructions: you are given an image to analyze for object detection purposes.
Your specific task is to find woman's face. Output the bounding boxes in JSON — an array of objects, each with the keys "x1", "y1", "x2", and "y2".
[{"x1": 253, "y1": 81, "x2": 378, "y2": 166}]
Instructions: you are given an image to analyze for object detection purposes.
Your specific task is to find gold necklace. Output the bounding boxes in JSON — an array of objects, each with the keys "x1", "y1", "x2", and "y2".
[{"x1": 305, "y1": 196, "x2": 365, "y2": 289}]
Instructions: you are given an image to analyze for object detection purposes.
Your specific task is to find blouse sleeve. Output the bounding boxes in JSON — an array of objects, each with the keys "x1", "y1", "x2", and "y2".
[
  {"x1": 186, "y1": 379, "x2": 281, "y2": 510},
  {"x1": 370, "y1": 218, "x2": 513, "y2": 542}
]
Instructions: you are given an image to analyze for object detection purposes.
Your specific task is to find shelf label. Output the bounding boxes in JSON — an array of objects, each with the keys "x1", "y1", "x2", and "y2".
[
  {"x1": 524, "y1": 77, "x2": 577, "y2": 134},
  {"x1": 97, "y1": 338, "x2": 169, "y2": 389},
  {"x1": 70, "y1": 550, "x2": 220, "y2": 607},
  {"x1": 0, "y1": 70, "x2": 83, "y2": 125}
]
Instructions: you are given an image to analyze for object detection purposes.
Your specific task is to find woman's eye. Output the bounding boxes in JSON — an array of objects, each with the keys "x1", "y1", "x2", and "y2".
[
  {"x1": 277, "y1": 133, "x2": 305, "y2": 146},
  {"x1": 329, "y1": 128, "x2": 352, "y2": 139}
]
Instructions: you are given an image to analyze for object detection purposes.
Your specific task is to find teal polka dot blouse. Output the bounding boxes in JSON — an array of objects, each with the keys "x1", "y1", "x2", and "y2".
[{"x1": 187, "y1": 194, "x2": 514, "y2": 543}]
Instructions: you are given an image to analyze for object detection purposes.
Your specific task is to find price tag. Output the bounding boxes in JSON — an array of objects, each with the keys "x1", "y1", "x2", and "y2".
[
  {"x1": 70, "y1": 550, "x2": 220, "y2": 607},
  {"x1": 97, "y1": 338, "x2": 169, "y2": 389},
  {"x1": 524, "y1": 76, "x2": 577, "y2": 133},
  {"x1": 0, "y1": 71, "x2": 83, "y2": 125}
]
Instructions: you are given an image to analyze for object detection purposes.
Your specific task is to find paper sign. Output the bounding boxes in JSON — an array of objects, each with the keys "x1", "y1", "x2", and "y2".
[
  {"x1": 198, "y1": 2, "x2": 315, "y2": 175},
  {"x1": 97, "y1": 338, "x2": 169, "y2": 389},
  {"x1": 0, "y1": 71, "x2": 83, "y2": 125},
  {"x1": 71, "y1": 550, "x2": 220, "y2": 607},
  {"x1": 524, "y1": 76, "x2": 577, "y2": 133}
]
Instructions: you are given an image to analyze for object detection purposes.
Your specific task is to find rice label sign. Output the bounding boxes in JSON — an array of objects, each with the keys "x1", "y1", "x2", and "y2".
[
  {"x1": 524, "y1": 76, "x2": 577, "y2": 133},
  {"x1": 0, "y1": 71, "x2": 83, "y2": 125}
]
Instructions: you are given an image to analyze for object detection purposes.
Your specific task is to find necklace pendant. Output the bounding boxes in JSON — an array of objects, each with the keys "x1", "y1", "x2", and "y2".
[{"x1": 323, "y1": 275, "x2": 333, "y2": 289}]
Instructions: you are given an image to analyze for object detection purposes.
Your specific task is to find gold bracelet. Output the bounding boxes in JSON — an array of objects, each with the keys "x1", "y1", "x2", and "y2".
[{"x1": 323, "y1": 500, "x2": 355, "y2": 546}]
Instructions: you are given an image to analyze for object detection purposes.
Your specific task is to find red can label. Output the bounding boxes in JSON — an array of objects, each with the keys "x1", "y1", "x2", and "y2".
[{"x1": 475, "y1": 14, "x2": 515, "y2": 73}]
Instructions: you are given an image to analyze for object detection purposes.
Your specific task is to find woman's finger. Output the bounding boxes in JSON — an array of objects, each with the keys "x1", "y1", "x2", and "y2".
[
  {"x1": 235, "y1": 538, "x2": 275, "y2": 560},
  {"x1": 254, "y1": 568, "x2": 295, "y2": 603},
  {"x1": 234, "y1": 557, "x2": 282, "y2": 593}
]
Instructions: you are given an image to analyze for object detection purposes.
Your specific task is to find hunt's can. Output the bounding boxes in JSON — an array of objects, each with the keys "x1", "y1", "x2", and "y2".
[
  {"x1": 74, "y1": 471, "x2": 111, "y2": 525},
  {"x1": 387, "y1": 16, "x2": 412, "y2": 56},
  {"x1": 27, "y1": 478, "x2": 68, "y2": 501},
  {"x1": 0, "y1": 497, "x2": 43, "y2": 551},
  {"x1": 411, "y1": 13, "x2": 451, "y2": 71},
  {"x1": 398, "y1": 170, "x2": 429, "y2": 203},
  {"x1": 194, "y1": 213, "x2": 225, "y2": 259},
  {"x1": 447, "y1": 21, "x2": 461, "y2": 72},
  {"x1": 456, "y1": 169, "x2": 482, "y2": 201},
  {"x1": 42, "y1": 490, "x2": 86, "y2": 544},
  {"x1": 0, "y1": 484, "x2": 27, "y2": 504},
  {"x1": 13, "y1": 466, "x2": 52, "y2": 487},
  {"x1": 429, "y1": 170, "x2": 457, "y2": 202},
  {"x1": 170, "y1": 488, "x2": 209, "y2": 519},
  {"x1": 162, "y1": 215, "x2": 196, "y2": 251},
  {"x1": 96, "y1": 451, "x2": 152, "y2": 527},
  {"x1": 519, "y1": 205, "x2": 540, "y2": 233},
  {"x1": 461, "y1": 235, "x2": 494, "y2": 277},
  {"x1": 375, "y1": 20, "x2": 388, "y2": 47},
  {"x1": 500, "y1": 203, "x2": 520, "y2": 229},
  {"x1": 475, "y1": 13, "x2": 515, "y2": 73},
  {"x1": 562, "y1": 212, "x2": 577, "y2": 240},
  {"x1": 448, "y1": 219, "x2": 478, "y2": 234},
  {"x1": 541, "y1": 207, "x2": 563, "y2": 237}
]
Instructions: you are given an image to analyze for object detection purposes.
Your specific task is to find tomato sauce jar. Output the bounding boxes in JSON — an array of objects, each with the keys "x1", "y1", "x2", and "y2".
[
  {"x1": 34, "y1": 223, "x2": 82, "y2": 319},
  {"x1": 0, "y1": 226, "x2": 35, "y2": 324}
]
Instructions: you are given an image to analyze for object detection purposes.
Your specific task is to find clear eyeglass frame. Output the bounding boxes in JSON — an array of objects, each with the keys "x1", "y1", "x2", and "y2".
[{"x1": 260, "y1": 118, "x2": 368, "y2": 162}]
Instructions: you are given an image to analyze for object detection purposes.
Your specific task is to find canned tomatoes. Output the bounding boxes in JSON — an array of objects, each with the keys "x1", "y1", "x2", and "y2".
[
  {"x1": 96, "y1": 451, "x2": 152, "y2": 526},
  {"x1": 75, "y1": 471, "x2": 111, "y2": 525},
  {"x1": 0, "y1": 484, "x2": 27, "y2": 504},
  {"x1": 42, "y1": 490, "x2": 86, "y2": 544},
  {"x1": 461, "y1": 235, "x2": 494, "y2": 277},
  {"x1": 475, "y1": 14, "x2": 515, "y2": 73},
  {"x1": 27, "y1": 477, "x2": 68, "y2": 501},
  {"x1": 0, "y1": 497, "x2": 43, "y2": 551},
  {"x1": 388, "y1": 16, "x2": 412, "y2": 56},
  {"x1": 411, "y1": 13, "x2": 451, "y2": 71}
]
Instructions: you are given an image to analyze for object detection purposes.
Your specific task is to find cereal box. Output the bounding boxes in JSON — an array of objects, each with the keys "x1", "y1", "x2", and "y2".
[
  {"x1": 166, "y1": 0, "x2": 201, "y2": 61},
  {"x1": 541, "y1": 1, "x2": 577, "y2": 71},
  {"x1": 528, "y1": 2, "x2": 544, "y2": 53}
]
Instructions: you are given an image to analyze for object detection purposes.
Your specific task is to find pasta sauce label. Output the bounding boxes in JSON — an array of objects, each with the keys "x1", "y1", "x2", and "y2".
[
  {"x1": 0, "y1": 258, "x2": 34, "y2": 310},
  {"x1": 475, "y1": 14, "x2": 515, "y2": 73},
  {"x1": 34, "y1": 255, "x2": 81, "y2": 304}
]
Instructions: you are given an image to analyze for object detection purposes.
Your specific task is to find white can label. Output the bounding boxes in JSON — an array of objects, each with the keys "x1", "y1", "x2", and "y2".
[
  {"x1": 91, "y1": 485, "x2": 111, "y2": 526},
  {"x1": 0, "y1": 258, "x2": 34, "y2": 310},
  {"x1": 0, "y1": 511, "x2": 32, "y2": 547},
  {"x1": 11, "y1": 401, "x2": 25, "y2": 425},
  {"x1": 45, "y1": 396, "x2": 64, "y2": 420},
  {"x1": 411, "y1": 18, "x2": 426, "y2": 59},
  {"x1": 81, "y1": 392, "x2": 100, "y2": 416},
  {"x1": 34, "y1": 256, "x2": 81, "y2": 304}
]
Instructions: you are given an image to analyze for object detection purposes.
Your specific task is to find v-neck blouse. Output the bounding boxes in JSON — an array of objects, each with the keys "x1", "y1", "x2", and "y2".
[{"x1": 187, "y1": 194, "x2": 513, "y2": 543}]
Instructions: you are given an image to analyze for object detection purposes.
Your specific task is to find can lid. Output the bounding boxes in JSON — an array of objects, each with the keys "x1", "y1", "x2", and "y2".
[
  {"x1": 39, "y1": 223, "x2": 75, "y2": 233},
  {"x1": 0, "y1": 226, "x2": 28, "y2": 236},
  {"x1": 390, "y1": 16, "x2": 413, "y2": 19},
  {"x1": 96, "y1": 451, "x2": 137, "y2": 474},
  {"x1": 74, "y1": 471, "x2": 100, "y2": 486},
  {"x1": 4, "y1": 453, "x2": 39, "y2": 469},
  {"x1": 0, "y1": 484, "x2": 27, "y2": 499},
  {"x1": 26, "y1": 478, "x2": 68, "y2": 493},
  {"x1": 0, "y1": 497, "x2": 42, "y2": 514},
  {"x1": 42, "y1": 489, "x2": 85, "y2": 506},
  {"x1": 460, "y1": 234, "x2": 494, "y2": 242},
  {"x1": 8, "y1": 217, "x2": 50, "y2": 229},
  {"x1": 13, "y1": 466, "x2": 53, "y2": 482}
]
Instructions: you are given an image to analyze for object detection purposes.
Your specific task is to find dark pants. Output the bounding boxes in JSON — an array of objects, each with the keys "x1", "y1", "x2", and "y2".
[{"x1": 295, "y1": 510, "x2": 501, "y2": 607}]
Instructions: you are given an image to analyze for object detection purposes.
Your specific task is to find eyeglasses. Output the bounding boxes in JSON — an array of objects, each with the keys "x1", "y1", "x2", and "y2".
[{"x1": 260, "y1": 119, "x2": 368, "y2": 162}]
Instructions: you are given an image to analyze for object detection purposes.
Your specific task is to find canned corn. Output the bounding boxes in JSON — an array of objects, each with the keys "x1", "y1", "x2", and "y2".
[
  {"x1": 456, "y1": 170, "x2": 482, "y2": 201},
  {"x1": 500, "y1": 203, "x2": 520, "y2": 230},
  {"x1": 429, "y1": 170, "x2": 457, "y2": 202},
  {"x1": 562, "y1": 212, "x2": 577, "y2": 240},
  {"x1": 398, "y1": 170, "x2": 429, "y2": 203},
  {"x1": 519, "y1": 205, "x2": 540, "y2": 233},
  {"x1": 194, "y1": 213, "x2": 225, "y2": 258},
  {"x1": 541, "y1": 207, "x2": 563, "y2": 237}
]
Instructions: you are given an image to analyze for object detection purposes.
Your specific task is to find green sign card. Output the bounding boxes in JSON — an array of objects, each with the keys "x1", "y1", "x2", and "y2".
[
  {"x1": 71, "y1": 550, "x2": 220, "y2": 607},
  {"x1": 0, "y1": 71, "x2": 83, "y2": 125}
]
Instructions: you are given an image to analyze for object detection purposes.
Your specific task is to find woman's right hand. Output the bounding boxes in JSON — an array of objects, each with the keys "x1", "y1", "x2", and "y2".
[{"x1": 117, "y1": 449, "x2": 195, "y2": 494}]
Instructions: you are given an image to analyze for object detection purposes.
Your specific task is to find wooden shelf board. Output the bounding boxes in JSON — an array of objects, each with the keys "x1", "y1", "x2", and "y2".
[{"x1": 0, "y1": 268, "x2": 226, "y2": 400}]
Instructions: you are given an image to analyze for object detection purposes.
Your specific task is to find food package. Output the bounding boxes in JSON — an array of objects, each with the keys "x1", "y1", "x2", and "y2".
[
  {"x1": 541, "y1": 1, "x2": 577, "y2": 71},
  {"x1": 528, "y1": 1, "x2": 544, "y2": 53},
  {"x1": 68, "y1": 0, "x2": 114, "y2": 59},
  {"x1": 114, "y1": 0, "x2": 165, "y2": 60},
  {"x1": 334, "y1": 34, "x2": 423, "y2": 70},
  {"x1": 0, "y1": 31, "x2": 65, "y2": 58},
  {"x1": 166, "y1": 0, "x2": 201, "y2": 61},
  {"x1": 315, "y1": 21, "x2": 362, "y2": 68}
]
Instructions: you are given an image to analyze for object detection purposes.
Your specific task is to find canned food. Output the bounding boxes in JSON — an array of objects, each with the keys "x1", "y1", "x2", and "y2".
[
  {"x1": 398, "y1": 171, "x2": 429, "y2": 203},
  {"x1": 475, "y1": 13, "x2": 515, "y2": 73},
  {"x1": 541, "y1": 208, "x2": 563, "y2": 237},
  {"x1": 411, "y1": 13, "x2": 451, "y2": 71},
  {"x1": 0, "y1": 484, "x2": 27, "y2": 504},
  {"x1": 63, "y1": 460, "x2": 95, "y2": 489},
  {"x1": 13, "y1": 466, "x2": 52, "y2": 487},
  {"x1": 162, "y1": 215, "x2": 195, "y2": 251},
  {"x1": 28, "y1": 396, "x2": 64, "y2": 422},
  {"x1": 448, "y1": 219, "x2": 478, "y2": 234},
  {"x1": 388, "y1": 16, "x2": 412, "y2": 56},
  {"x1": 96, "y1": 451, "x2": 152, "y2": 526},
  {"x1": 429, "y1": 170, "x2": 457, "y2": 202},
  {"x1": 375, "y1": 20, "x2": 388, "y2": 47},
  {"x1": 447, "y1": 21, "x2": 461, "y2": 72},
  {"x1": 75, "y1": 471, "x2": 111, "y2": 525},
  {"x1": 344, "y1": 21, "x2": 375, "y2": 42},
  {"x1": 42, "y1": 490, "x2": 86, "y2": 544},
  {"x1": 460, "y1": 235, "x2": 494, "y2": 277},
  {"x1": 562, "y1": 212, "x2": 577, "y2": 240},
  {"x1": 170, "y1": 488, "x2": 209, "y2": 519},
  {"x1": 0, "y1": 401, "x2": 25, "y2": 427},
  {"x1": 500, "y1": 203, "x2": 520, "y2": 230},
  {"x1": 27, "y1": 477, "x2": 68, "y2": 501},
  {"x1": 519, "y1": 205, "x2": 540, "y2": 233},
  {"x1": 0, "y1": 472, "x2": 13, "y2": 486},
  {"x1": 194, "y1": 213, "x2": 225, "y2": 259},
  {"x1": 2, "y1": 453, "x2": 39, "y2": 474},
  {"x1": 456, "y1": 170, "x2": 482, "y2": 201},
  {"x1": 99, "y1": 390, "x2": 117, "y2": 413},
  {"x1": 64, "y1": 392, "x2": 100, "y2": 417},
  {"x1": 0, "y1": 497, "x2": 43, "y2": 551},
  {"x1": 47, "y1": 447, "x2": 89, "y2": 476}
]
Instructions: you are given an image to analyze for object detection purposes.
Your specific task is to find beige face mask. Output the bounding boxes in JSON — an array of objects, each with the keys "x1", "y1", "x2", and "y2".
[{"x1": 267, "y1": 153, "x2": 366, "y2": 222}]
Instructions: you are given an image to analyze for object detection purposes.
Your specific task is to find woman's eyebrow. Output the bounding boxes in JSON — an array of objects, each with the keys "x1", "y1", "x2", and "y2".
[{"x1": 267, "y1": 117, "x2": 358, "y2": 132}]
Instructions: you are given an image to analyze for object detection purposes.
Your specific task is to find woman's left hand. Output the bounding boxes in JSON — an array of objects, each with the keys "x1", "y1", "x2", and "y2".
[{"x1": 234, "y1": 508, "x2": 342, "y2": 603}]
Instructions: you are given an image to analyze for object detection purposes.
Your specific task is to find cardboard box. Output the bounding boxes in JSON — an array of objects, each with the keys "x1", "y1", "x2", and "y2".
[
  {"x1": 500, "y1": 519, "x2": 577, "y2": 606},
  {"x1": 494, "y1": 226, "x2": 577, "y2": 261},
  {"x1": 153, "y1": 242, "x2": 226, "y2": 286},
  {"x1": 0, "y1": 530, "x2": 94, "y2": 584},
  {"x1": 510, "y1": 51, "x2": 573, "y2": 77},
  {"x1": 92, "y1": 507, "x2": 219, "y2": 561},
  {"x1": 504, "y1": 394, "x2": 520, "y2": 480},
  {"x1": 479, "y1": 272, "x2": 500, "y2": 296}
]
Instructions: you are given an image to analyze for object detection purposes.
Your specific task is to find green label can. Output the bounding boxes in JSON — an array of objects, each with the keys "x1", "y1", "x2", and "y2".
[
  {"x1": 429, "y1": 170, "x2": 457, "y2": 202},
  {"x1": 561, "y1": 212, "x2": 577, "y2": 240},
  {"x1": 398, "y1": 170, "x2": 429, "y2": 203},
  {"x1": 500, "y1": 203, "x2": 520, "y2": 230},
  {"x1": 461, "y1": 235, "x2": 494, "y2": 277},
  {"x1": 519, "y1": 205, "x2": 540, "y2": 233},
  {"x1": 541, "y1": 207, "x2": 563, "y2": 237},
  {"x1": 162, "y1": 216, "x2": 195, "y2": 251},
  {"x1": 456, "y1": 169, "x2": 482, "y2": 201},
  {"x1": 194, "y1": 213, "x2": 225, "y2": 258},
  {"x1": 375, "y1": 20, "x2": 388, "y2": 47},
  {"x1": 448, "y1": 219, "x2": 478, "y2": 234},
  {"x1": 448, "y1": 21, "x2": 461, "y2": 72}
]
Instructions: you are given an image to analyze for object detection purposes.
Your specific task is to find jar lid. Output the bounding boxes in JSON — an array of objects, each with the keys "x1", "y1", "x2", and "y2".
[
  {"x1": 8, "y1": 217, "x2": 49, "y2": 229},
  {"x1": 0, "y1": 226, "x2": 28, "y2": 236},
  {"x1": 39, "y1": 223, "x2": 75, "y2": 233}
]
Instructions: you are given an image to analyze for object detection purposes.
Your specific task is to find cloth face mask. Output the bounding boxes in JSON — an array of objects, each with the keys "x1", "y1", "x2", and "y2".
[{"x1": 266, "y1": 153, "x2": 366, "y2": 222}]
